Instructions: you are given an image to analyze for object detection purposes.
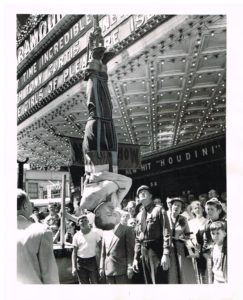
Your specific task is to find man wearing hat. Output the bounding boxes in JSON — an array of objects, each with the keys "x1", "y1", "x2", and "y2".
[{"x1": 132, "y1": 185, "x2": 171, "y2": 284}]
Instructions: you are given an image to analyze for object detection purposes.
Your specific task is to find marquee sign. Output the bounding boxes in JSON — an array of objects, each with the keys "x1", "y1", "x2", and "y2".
[
  {"x1": 17, "y1": 15, "x2": 64, "y2": 65},
  {"x1": 69, "y1": 137, "x2": 141, "y2": 170},
  {"x1": 125, "y1": 136, "x2": 226, "y2": 177},
  {"x1": 17, "y1": 14, "x2": 156, "y2": 120},
  {"x1": 17, "y1": 15, "x2": 130, "y2": 89}
]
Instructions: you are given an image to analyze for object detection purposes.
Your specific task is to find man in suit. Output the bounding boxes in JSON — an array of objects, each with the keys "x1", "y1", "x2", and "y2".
[
  {"x1": 99, "y1": 211, "x2": 135, "y2": 283},
  {"x1": 17, "y1": 189, "x2": 59, "y2": 284}
]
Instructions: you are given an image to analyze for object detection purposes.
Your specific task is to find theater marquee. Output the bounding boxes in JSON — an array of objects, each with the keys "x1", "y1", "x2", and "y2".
[
  {"x1": 125, "y1": 136, "x2": 226, "y2": 177},
  {"x1": 17, "y1": 14, "x2": 165, "y2": 122}
]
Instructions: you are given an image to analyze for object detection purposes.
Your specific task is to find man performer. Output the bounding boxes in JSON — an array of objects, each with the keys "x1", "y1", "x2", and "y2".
[
  {"x1": 79, "y1": 16, "x2": 132, "y2": 229},
  {"x1": 17, "y1": 189, "x2": 59, "y2": 284},
  {"x1": 133, "y1": 185, "x2": 171, "y2": 284},
  {"x1": 99, "y1": 211, "x2": 135, "y2": 283}
]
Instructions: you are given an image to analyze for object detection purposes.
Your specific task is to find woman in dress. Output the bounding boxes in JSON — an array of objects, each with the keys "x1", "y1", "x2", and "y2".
[
  {"x1": 188, "y1": 200, "x2": 207, "y2": 283},
  {"x1": 168, "y1": 197, "x2": 197, "y2": 284}
]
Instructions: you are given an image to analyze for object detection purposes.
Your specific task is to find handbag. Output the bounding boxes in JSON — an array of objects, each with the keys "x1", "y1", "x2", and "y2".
[{"x1": 184, "y1": 238, "x2": 199, "y2": 258}]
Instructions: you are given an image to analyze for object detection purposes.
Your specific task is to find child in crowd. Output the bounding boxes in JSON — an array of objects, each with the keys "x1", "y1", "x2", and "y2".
[
  {"x1": 209, "y1": 221, "x2": 227, "y2": 283},
  {"x1": 202, "y1": 198, "x2": 226, "y2": 254}
]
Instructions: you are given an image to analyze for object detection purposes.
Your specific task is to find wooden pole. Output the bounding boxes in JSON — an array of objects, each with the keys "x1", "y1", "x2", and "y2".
[{"x1": 60, "y1": 174, "x2": 66, "y2": 249}]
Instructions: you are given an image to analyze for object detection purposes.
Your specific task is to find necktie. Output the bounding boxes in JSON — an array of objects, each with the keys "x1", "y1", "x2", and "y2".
[{"x1": 140, "y1": 208, "x2": 147, "y2": 233}]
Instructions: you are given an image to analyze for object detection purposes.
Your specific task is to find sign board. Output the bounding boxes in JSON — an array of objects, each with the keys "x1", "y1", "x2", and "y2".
[
  {"x1": 17, "y1": 15, "x2": 156, "y2": 119},
  {"x1": 17, "y1": 15, "x2": 64, "y2": 65},
  {"x1": 125, "y1": 136, "x2": 226, "y2": 177},
  {"x1": 69, "y1": 137, "x2": 141, "y2": 169}
]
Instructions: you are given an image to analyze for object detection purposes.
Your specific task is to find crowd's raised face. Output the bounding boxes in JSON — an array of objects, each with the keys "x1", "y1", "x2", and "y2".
[
  {"x1": 127, "y1": 218, "x2": 136, "y2": 228},
  {"x1": 171, "y1": 200, "x2": 183, "y2": 215},
  {"x1": 191, "y1": 201, "x2": 203, "y2": 217},
  {"x1": 205, "y1": 204, "x2": 221, "y2": 221},
  {"x1": 120, "y1": 212, "x2": 130, "y2": 225},
  {"x1": 126, "y1": 202, "x2": 136, "y2": 217},
  {"x1": 138, "y1": 189, "x2": 152, "y2": 204},
  {"x1": 210, "y1": 228, "x2": 226, "y2": 244},
  {"x1": 95, "y1": 201, "x2": 118, "y2": 227},
  {"x1": 78, "y1": 215, "x2": 90, "y2": 231}
]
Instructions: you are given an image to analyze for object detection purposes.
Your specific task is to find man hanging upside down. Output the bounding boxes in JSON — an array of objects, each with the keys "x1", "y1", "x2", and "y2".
[{"x1": 72, "y1": 17, "x2": 132, "y2": 230}]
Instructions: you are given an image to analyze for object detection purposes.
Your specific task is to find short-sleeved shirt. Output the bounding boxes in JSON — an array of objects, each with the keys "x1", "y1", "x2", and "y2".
[
  {"x1": 72, "y1": 230, "x2": 101, "y2": 258},
  {"x1": 212, "y1": 244, "x2": 225, "y2": 283}
]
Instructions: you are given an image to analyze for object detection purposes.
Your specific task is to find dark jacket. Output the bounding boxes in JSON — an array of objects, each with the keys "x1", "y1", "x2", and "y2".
[
  {"x1": 100, "y1": 224, "x2": 135, "y2": 276},
  {"x1": 134, "y1": 204, "x2": 171, "y2": 260}
]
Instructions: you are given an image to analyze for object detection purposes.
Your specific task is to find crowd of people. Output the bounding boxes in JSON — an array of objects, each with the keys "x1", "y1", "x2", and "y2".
[{"x1": 17, "y1": 186, "x2": 227, "y2": 284}]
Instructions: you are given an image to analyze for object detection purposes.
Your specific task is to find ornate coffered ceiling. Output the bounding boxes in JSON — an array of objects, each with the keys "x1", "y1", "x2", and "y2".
[{"x1": 17, "y1": 14, "x2": 226, "y2": 170}]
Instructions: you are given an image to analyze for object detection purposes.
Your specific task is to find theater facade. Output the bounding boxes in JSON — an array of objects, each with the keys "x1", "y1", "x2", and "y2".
[{"x1": 17, "y1": 14, "x2": 226, "y2": 200}]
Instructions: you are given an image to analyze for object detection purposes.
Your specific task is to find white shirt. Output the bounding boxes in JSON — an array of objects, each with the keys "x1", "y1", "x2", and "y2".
[
  {"x1": 72, "y1": 230, "x2": 101, "y2": 258},
  {"x1": 212, "y1": 244, "x2": 225, "y2": 283},
  {"x1": 103, "y1": 224, "x2": 120, "y2": 252},
  {"x1": 188, "y1": 216, "x2": 207, "y2": 234}
]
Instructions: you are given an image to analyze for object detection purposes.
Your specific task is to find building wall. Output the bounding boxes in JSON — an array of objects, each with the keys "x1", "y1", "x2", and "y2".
[{"x1": 24, "y1": 170, "x2": 70, "y2": 199}]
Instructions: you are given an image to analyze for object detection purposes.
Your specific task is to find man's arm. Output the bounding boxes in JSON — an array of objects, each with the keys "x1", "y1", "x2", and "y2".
[
  {"x1": 161, "y1": 209, "x2": 171, "y2": 255},
  {"x1": 126, "y1": 226, "x2": 135, "y2": 266},
  {"x1": 133, "y1": 215, "x2": 141, "y2": 273},
  {"x1": 95, "y1": 236, "x2": 102, "y2": 268},
  {"x1": 80, "y1": 172, "x2": 132, "y2": 210},
  {"x1": 88, "y1": 171, "x2": 132, "y2": 205},
  {"x1": 99, "y1": 236, "x2": 106, "y2": 277},
  {"x1": 38, "y1": 230, "x2": 60, "y2": 283},
  {"x1": 72, "y1": 246, "x2": 78, "y2": 276},
  {"x1": 160, "y1": 209, "x2": 171, "y2": 270},
  {"x1": 125, "y1": 226, "x2": 135, "y2": 279}
]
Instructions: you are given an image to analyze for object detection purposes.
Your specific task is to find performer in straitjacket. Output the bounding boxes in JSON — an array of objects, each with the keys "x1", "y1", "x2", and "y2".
[{"x1": 80, "y1": 16, "x2": 132, "y2": 230}]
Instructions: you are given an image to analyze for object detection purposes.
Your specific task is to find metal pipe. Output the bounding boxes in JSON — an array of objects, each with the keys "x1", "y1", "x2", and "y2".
[{"x1": 60, "y1": 174, "x2": 66, "y2": 249}]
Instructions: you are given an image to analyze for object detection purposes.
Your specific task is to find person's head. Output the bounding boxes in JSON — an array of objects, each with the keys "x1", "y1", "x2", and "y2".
[
  {"x1": 198, "y1": 193, "x2": 208, "y2": 207},
  {"x1": 188, "y1": 194, "x2": 195, "y2": 202},
  {"x1": 55, "y1": 203, "x2": 61, "y2": 213},
  {"x1": 32, "y1": 207, "x2": 39, "y2": 215},
  {"x1": 65, "y1": 202, "x2": 74, "y2": 214},
  {"x1": 17, "y1": 189, "x2": 33, "y2": 218},
  {"x1": 171, "y1": 197, "x2": 184, "y2": 216},
  {"x1": 208, "y1": 189, "x2": 219, "y2": 199},
  {"x1": 190, "y1": 200, "x2": 204, "y2": 218},
  {"x1": 221, "y1": 192, "x2": 226, "y2": 202},
  {"x1": 136, "y1": 185, "x2": 153, "y2": 207},
  {"x1": 67, "y1": 220, "x2": 76, "y2": 234},
  {"x1": 126, "y1": 201, "x2": 136, "y2": 217},
  {"x1": 65, "y1": 206, "x2": 71, "y2": 213},
  {"x1": 153, "y1": 198, "x2": 162, "y2": 207},
  {"x1": 78, "y1": 215, "x2": 91, "y2": 233},
  {"x1": 209, "y1": 221, "x2": 226, "y2": 245},
  {"x1": 120, "y1": 211, "x2": 130, "y2": 225},
  {"x1": 205, "y1": 198, "x2": 222, "y2": 221},
  {"x1": 94, "y1": 195, "x2": 121, "y2": 230},
  {"x1": 127, "y1": 217, "x2": 136, "y2": 229},
  {"x1": 48, "y1": 203, "x2": 58, "y2": 215}
]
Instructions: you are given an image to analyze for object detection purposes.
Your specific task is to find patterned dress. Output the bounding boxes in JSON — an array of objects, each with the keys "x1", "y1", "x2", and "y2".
[{"x1": 168, "y1": 214, "x2": 197, "y2": 284}]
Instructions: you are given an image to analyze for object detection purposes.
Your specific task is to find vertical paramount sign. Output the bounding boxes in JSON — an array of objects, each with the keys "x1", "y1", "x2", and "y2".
[{"x1": 17, "y1": 15, "x2": 64, "y2": 65}]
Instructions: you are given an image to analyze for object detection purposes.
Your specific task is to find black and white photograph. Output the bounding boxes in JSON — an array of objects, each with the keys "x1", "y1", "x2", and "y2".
[{"x1": 1, "y1": 1, "x2": 243, "y2": 300}]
